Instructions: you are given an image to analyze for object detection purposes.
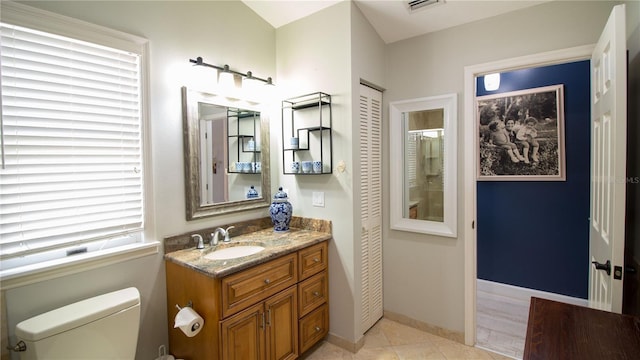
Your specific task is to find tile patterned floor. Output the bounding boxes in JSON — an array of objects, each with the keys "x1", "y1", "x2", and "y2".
[{"x1": 301, "y1": 318, "x2": 513, "y2": 360}]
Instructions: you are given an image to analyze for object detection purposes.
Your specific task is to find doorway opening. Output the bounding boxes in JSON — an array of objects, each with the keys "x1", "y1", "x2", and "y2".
[{"x1": 462, "y1": 45, "x2": 595, "y2": 351}]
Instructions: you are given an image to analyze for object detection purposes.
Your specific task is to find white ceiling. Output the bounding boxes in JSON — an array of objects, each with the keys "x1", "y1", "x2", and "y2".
[{"x1": 242, "y1": 0, "x2": 550, "y2": 44}]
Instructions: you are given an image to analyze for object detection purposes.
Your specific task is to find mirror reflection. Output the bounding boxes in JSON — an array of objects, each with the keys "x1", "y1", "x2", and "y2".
[
  {"x1": 182, "y1": 87, "x2": 271, "y2": 220},
  {"x1": 404, "y1": 109, "x2": 444, "y2": 222},
  {"x1": 198, "y1": 103, "x2": 262, "y2": 205}
]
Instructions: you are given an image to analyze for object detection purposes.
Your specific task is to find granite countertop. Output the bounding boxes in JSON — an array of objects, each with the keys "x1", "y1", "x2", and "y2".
[{"x1": 164, "y1": 227, "x2": 331, "y2": 278}]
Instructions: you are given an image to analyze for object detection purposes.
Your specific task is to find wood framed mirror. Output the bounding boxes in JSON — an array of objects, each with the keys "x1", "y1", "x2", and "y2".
[{"x1": 182, "y1": 87, "x2": 271, "y2": 220}]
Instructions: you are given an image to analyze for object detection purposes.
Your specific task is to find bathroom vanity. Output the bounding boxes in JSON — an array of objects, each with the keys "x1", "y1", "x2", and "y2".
[{"x1": 164, "y1": 224, "x2": 330, "y2": 360}]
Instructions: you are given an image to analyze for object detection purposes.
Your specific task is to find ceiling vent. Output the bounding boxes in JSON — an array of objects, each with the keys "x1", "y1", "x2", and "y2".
[{"x1": 407, "y1": 0, "x2": 445, "y2": 13}]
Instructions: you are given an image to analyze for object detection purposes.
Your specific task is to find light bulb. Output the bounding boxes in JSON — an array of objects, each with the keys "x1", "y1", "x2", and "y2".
[
  {"x1": 218, "y1": 71, "x2": 235, "y2": 93},
  {"x1": 242, "y1": 75, "x2": 262, "y2": 102},
  {"x1": 484, "y1": 73, "x2": 500, "y2": 91}
]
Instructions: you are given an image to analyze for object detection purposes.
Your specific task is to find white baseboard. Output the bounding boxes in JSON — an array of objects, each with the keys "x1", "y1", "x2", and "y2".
[{"x1": 477, "y1": 279, "x2": 588, "y2": 307}]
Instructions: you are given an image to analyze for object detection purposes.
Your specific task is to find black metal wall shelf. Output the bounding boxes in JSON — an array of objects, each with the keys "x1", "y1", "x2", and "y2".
[
  {"x1": 227, "y1": 107, "x2": 261, "y2": 174},
  {"x1": 282, "y1": 92, "x2": 332, "y2": 175}
]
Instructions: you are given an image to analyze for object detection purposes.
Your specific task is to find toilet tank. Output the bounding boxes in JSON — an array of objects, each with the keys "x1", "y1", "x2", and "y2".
[{"x1": 15, "y1": 287, "x2": 141, "y2": 360}]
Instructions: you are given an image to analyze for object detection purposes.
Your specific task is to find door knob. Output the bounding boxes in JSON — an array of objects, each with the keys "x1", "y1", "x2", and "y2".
[{"x1": 592, "y1": 260, "x2": 611, "y2": 275}]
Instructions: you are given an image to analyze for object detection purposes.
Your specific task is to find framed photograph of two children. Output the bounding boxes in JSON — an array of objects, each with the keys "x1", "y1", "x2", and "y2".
[{"x1": 476, "y1": 84, "x2": 566, "y2": 181}]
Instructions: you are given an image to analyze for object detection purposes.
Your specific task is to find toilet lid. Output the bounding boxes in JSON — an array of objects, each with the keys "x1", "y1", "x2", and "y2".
[{"x1": 16, "y1": 287, "x2": 140, "y2": 341}]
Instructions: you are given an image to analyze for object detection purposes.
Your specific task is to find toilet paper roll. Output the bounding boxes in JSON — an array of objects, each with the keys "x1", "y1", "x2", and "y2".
[{"x1": 174, "y1": 307, "x2": 204, "y2": 338}]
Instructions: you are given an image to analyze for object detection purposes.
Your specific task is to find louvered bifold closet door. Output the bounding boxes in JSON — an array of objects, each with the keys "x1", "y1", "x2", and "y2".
[{"x1": 359, "y1": 84, "x2": 383, "y2": 332}]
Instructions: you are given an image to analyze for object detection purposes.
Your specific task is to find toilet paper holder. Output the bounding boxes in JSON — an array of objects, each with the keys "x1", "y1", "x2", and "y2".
[
  {"x1": 174, "y1": 300, "x2": 203, "y2": 334},
  {"x1": 175, "y1": 300, "x2": 193, "y2": 311},
  {"x1": 175, "y1": 301, "x2": 201, "y2": 331}
]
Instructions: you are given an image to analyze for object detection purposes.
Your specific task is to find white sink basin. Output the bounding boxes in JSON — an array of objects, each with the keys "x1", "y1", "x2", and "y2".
[{"x1": 204, "y1": 245, "x2": 265, "y2": 260}]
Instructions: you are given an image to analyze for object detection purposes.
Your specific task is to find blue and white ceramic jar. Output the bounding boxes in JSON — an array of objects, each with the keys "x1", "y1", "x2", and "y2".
[
  {"x1": 246, "y1": 185, "x2": 259, "y2": 199},
  {"x1": 269, "y1": 187, "x2": 292, "y2": 232}
]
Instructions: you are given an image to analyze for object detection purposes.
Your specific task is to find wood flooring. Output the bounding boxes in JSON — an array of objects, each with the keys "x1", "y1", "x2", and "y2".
[{"x1": 476, "y1": 287, "x2": 529, "y2": 359}]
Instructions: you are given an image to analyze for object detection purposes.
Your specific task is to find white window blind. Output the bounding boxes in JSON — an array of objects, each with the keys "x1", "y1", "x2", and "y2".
[{"x1": 0, "y1": 23, "x2": 144, "y2": 267}]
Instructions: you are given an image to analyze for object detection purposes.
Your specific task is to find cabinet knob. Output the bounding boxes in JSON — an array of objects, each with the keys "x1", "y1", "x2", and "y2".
[
  {"x1": 264, "y1": 279, "x2": 271, "y2": 285},
  {"x1": 314, "y1": 326, "x2": 321, "y2": 332},
  {"x1": 313, "y1": 291, "x2": 320, "y2": 297},
  {"x1": 313, "y1": 258, "x2": 320, "y2": 263}
]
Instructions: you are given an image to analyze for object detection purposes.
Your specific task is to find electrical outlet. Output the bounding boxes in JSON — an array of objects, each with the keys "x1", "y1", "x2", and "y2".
[{"x1": 312, "y1": 192, "x2": 325, "y2": 207}]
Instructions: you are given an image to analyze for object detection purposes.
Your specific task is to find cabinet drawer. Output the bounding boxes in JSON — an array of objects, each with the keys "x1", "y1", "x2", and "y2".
[
  {"x1": 298, "y1": 241, "x2": 327, "y2": 280},
  {"x1": 298, "y1": 271, "x2": 328, "y2": 318},
  {"x1": 299, "y1": 303, "x2": 329, "y2": 354},
  {"x1": 222, "y1": 253, "x2": 297, "y2": 318}
]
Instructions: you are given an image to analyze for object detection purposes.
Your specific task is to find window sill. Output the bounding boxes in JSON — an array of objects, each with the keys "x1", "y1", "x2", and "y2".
[{"x1": 0, "y1": 242, "x2": 160, "y2": 290}]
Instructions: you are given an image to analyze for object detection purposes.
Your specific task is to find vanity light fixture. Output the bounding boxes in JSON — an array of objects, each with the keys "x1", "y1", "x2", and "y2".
[
  {"x1": 409, "y1": 128, "x2": 443, "y2": 138},
  {"x1": 189, "y1": 57, "x2": 274, "y2": 87}
]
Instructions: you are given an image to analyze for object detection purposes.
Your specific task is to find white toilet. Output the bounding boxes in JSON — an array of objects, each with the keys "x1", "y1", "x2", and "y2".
[{"x1": 14, "y1": 287, "x2": 141, "y2": 360}]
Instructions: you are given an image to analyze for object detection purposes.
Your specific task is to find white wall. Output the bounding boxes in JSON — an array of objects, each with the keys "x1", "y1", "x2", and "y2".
[
  {"x1": 275, "y1": 0, "x2": 360, "y2": 343},
  {"x1": 4, "y1": 1, "x2": 275, "y2": 359},
  {"x1": 274, "y1": 1, "x2": 386, "y2": 345},
  {"x1": 383, "y1": 0, "x2": 617, "y2": 334}
]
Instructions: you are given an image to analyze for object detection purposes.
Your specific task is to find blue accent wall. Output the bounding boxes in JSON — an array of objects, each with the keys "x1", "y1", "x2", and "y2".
[{"x1": 477, "y1": 61, "x2": 590, "y2": 298}]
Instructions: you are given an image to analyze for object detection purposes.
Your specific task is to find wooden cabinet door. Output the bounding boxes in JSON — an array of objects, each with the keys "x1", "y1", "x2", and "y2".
[
  {"x1": 265, "y1": 286, "x2": 298, "y2": 360},
  {"x1": 221, "y1": 302, "x2": 266, "y2": 360}
]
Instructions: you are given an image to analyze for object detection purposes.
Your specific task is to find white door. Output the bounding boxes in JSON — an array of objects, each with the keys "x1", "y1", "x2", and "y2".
[
  {"x1": 589, "y1": 4, "x2": 627, "y2": 312},
  {"x1": 359, "y1": 84, "x2": 383, "y2": 332},
  {"x1": 200, "y1": 117, "x2": 228, "y2": 204}
]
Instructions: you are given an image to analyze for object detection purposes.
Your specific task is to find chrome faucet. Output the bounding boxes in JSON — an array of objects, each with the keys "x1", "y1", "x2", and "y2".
[
  {"x1": 211, "y1": 226, "x2": 235, "y2": 246},
  {"x1": 192, "y1": 234, "x2": 204, "y2": 249}
]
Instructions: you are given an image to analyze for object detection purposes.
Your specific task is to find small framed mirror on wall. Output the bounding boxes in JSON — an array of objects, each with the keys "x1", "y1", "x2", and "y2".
[{"x1": 389, "y1": 93, "x2": 457, "y2": 237}]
